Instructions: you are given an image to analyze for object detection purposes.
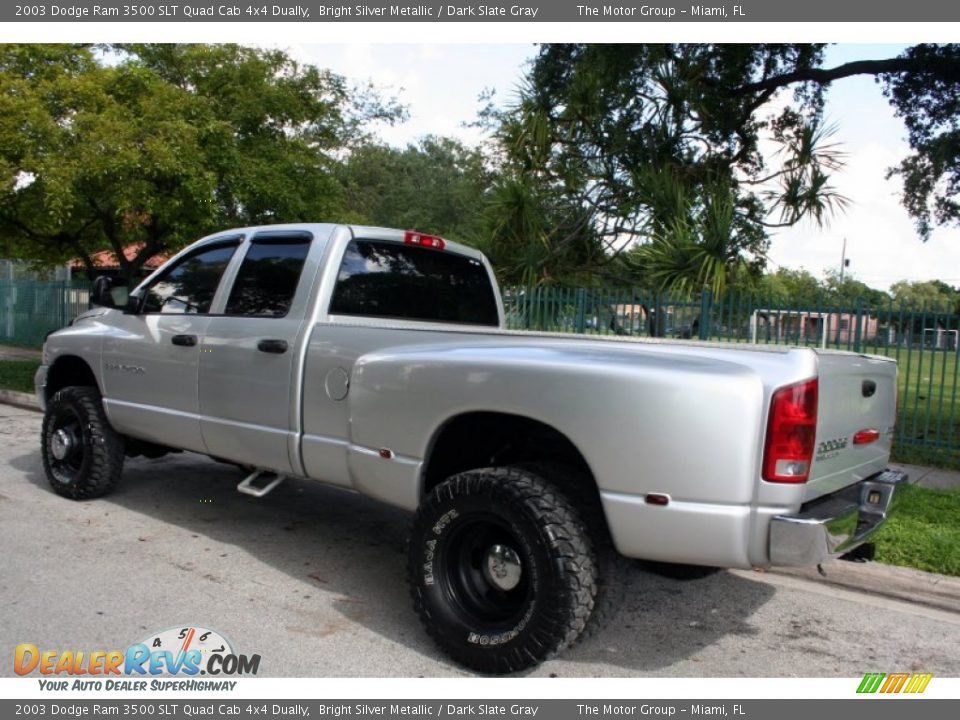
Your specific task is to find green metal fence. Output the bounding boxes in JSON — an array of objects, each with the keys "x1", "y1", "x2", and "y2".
[
  {"x1": 1, "y1": 280, "x2": 958, "y2": 468},
  {"x1": 504, "y1": 286, "x2": 960, "y2": 469},
  {"x1": 0, "y1": 279, "x2": 90, "y2": 348}
]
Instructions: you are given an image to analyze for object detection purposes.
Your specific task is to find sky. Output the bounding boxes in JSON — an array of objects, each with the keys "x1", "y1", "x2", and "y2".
[{"x1": 291, "y1": 43, "x2": 960, "y2": 292}]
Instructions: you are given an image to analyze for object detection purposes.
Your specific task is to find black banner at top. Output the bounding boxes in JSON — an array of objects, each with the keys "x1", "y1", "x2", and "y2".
[
  {"x1": 0, "y1": 701, "x2": 957, "y2": 719},
  {"x1": 4, "y1": 0, "x2": 960, "y2": 22}
]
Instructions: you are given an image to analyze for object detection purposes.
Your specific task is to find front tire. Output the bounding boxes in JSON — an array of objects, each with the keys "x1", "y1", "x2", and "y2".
[
  {"x1": 409, "y1": 467, "x2": 597, "y2": 674},
  {"x1": 41, "y1": 386, "x2": 125, "y2": 500}
]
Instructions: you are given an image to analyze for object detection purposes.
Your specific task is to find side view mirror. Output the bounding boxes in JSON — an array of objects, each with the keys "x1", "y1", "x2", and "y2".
[{"x1": 91, "y1": 276, "x2": 129, "y2": 309}]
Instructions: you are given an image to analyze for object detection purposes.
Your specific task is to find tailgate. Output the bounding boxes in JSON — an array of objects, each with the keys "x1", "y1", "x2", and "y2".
[{"x1": 805, "y1": 351, "x2": 898, "y2": 501}]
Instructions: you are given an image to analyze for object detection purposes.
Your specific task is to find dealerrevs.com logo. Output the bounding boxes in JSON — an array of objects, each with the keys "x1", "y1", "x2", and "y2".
[{"x1": 14, "y1": 626, "x2": 260, "y2": 691}]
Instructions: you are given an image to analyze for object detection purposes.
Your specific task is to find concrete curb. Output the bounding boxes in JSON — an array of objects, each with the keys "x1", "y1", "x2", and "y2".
[
  {"x1": 0, "y1": 344, "x2": 42, "y2": 361},
  {"x1": 0, "y1": 389, "x2": 40, "y2": 412},
  {"x1": 891, "y1": 462, "x2": 960, "y2": 490},
  {"x1": 772, "y1": 561, "x2": 960, "y2": 614}
]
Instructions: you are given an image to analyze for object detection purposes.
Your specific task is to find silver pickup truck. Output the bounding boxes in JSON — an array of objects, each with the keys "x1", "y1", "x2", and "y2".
[{"x1": 36, "y1": 223, "x2": 907, "y2": 673}]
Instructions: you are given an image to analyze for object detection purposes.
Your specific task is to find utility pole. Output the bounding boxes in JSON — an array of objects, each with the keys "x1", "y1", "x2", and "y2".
[{"x1": 839, "y1": 237, "x2": 850, "y2": 283}]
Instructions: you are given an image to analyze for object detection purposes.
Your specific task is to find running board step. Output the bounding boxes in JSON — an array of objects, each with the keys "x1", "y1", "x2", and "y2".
[{"x1": 237, "y1": 470, "x2": 286, "y2": 498}]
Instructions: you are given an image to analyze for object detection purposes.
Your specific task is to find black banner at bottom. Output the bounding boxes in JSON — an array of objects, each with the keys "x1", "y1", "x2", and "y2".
[{"x1": 1, "y1": 700, "x2": 956, "y2": 720}]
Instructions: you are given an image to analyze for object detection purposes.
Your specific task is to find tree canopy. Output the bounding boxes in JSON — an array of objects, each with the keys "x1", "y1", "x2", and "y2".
[
  {"x1": 3, "y1": 42, "x2": 960, "y2": 298},
  {"x1": 486, "y1": 43, "x2": 960, "y2": 289},
  {"x1": 0, "y1": 43, "x2": 402, "y2": 279},
  {"x1": 338, "y1": 136, "x2": 492, "y2": 242},
  {"x1": 890, "y1": 279, "x2": 959, "y2": 311}
]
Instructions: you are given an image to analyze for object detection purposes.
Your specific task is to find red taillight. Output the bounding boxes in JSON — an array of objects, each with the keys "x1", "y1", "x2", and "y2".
[
  {"x1": 763, "y1": 378, "x2": 818, "y2": 483},
  {"x1": 853, "y1": 428, "x2": 880, "y2": 445},
  {"x1": 404, "y1": 230, "x2": 445, "y2": 250}
]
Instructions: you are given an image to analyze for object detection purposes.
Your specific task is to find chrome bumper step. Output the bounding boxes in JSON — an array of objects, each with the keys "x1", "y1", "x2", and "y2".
[
  {"x1": 237, "y1": 470, "x2": 286, "y2": 498},
  {"x1": 769, "y1": 469, "x2": 909, "y2": 566}
]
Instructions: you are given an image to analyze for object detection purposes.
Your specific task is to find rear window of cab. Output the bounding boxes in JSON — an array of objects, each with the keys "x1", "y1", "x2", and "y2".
[{"x1": 329, "y1": 239, "x2": 499, "y2": 326}]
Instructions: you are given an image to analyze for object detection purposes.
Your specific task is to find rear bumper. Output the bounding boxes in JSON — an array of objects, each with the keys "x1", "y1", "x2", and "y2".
[{"x1": 769, "y1": 469, "x2": 909, "y2": 566}]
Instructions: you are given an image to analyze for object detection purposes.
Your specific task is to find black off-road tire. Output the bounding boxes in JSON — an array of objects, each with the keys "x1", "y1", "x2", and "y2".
[
  {"x1": 513, "y1": 462, "x2": 632, "y2": 642},
  {"x1": 409, "y1": 467, "x2": 597, "y2": 674},
  {"x1": 41, "y1": 386, "x2": 125, "y2": 500}
]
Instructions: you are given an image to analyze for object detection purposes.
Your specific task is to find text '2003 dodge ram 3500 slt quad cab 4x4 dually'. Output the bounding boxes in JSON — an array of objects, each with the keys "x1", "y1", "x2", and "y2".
[{"x1": 36, "y1": 223, "x2": 907, "y2": 673}]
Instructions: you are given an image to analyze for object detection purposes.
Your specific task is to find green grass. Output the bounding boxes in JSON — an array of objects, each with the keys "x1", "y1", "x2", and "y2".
[
  {"x1": 872, "y1": 484, "x2": 960, "y2": 576},
  {"x1": 0, "y1": 359, "x2": 40, "y2": 393},
  {"x1": 874, "y1": 346, "x2": 960, "y2": 470}
]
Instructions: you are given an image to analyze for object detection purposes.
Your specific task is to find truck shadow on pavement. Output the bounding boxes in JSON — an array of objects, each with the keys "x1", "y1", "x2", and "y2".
[{"x1": 13, "y1": 450, "x2": 775, "y2": 676}]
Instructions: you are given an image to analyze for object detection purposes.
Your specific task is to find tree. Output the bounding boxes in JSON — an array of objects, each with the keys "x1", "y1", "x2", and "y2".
[
  {"x1": 821, "y1": 270, "x2": 890, "y2": 308},
  {"x1": 890, "y1": 279, "x2": 957, "y2": 311},
  {"x1": 746, "y1": 267, "x2": 891, "y2": 308},
  {"x1": 883, "y1": 45, "x2": 960, "y2": 240},
  {"x1": 490, "y1": 44, "x2": 960, "y2": 288},
  {"x1": 338, "y1": 136, "x2": 492, "y2": 242},
  {"x1": 0, "y1": 44, "x2": 402, "y2": 279},
  {"x1": 750, "y1": 267, "x2": 825, "y2": 306},
  {"x1": 478, "y1": 175, "x2": 602, "y2": 286}
]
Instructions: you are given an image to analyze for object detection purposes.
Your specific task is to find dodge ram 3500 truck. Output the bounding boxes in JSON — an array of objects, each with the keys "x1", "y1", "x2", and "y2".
[{"x1": 36, "y1": 223, "x2": 907, "y2": 673}]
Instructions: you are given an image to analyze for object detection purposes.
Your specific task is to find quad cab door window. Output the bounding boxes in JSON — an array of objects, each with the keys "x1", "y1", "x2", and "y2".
[
  {"x1": 101, "y1": 240, "x2": 241, "y2": 454},
  {"x1": 141, "y1": 244, "x2": 237, "y2": 314},
  {"x1": 223, "y1": 238, "x2": 309, "y2": 317}
]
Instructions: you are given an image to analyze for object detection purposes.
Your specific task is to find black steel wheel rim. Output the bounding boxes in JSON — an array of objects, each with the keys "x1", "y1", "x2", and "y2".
[
  {"x1": 48, "y1": 408, "x2": 85, "y2": 484},
  {"x1": 441, "y1": 514, "x2": 532, "y2": 626}
]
